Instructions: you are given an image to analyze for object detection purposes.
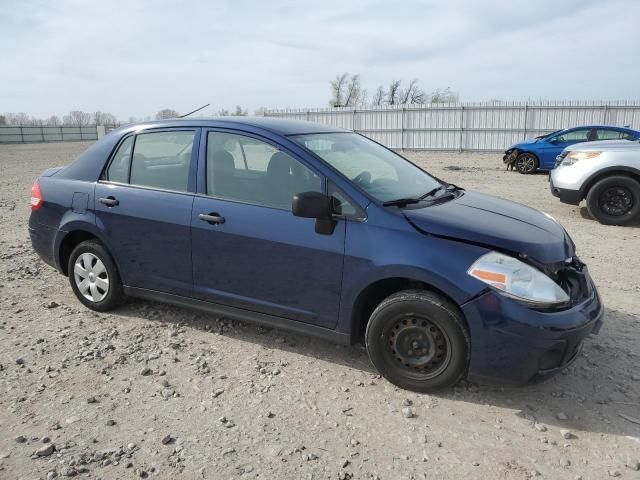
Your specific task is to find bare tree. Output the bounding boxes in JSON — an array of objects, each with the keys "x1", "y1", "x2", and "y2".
[
  {"x1": 343, "y1": 74, "x2": 362, "y2": 107},
  {"x1": 387, "y1": 80, "x2": 402, "y2": 105},
  {"x1": 232, "y1": 105, "x2": 248, "y2": 116},
  {"x1": 329, "y1": 73, "x2": 349, "y2": 107},
  {"x1": 155, "y1": 108, "x2": 179, "y2": 120},
  {"x1": 5, "y1": 112, "x2": 32, "y2": 125},
  {"x1": 399, "y1": 79, "x2": 426, "y2": 105},
  {"x1": 430, "y1": 87, "x2": 459, "y2": 103},
  {"x1": 46, "y1": 115, "x2": 61, "y2": 126},
  {"x1": 372, "y1": 86, "x2": 386, "y2": 106},
  {"x1": 0, "y1": 115, "x2": 5, "y2": 125},
  {"x1": 64, "y1": 111, "x2": 92, "y2": 126},
  {"x1": 218, "y1": 108, "x2": 230, "y2": 116},
  {"x1": 93, "y1": 111, "x2": 117, "y2": 125}
]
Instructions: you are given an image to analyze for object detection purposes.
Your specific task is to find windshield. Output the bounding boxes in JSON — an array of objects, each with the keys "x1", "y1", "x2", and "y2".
[
  {"x1": 292, "y1": 133, "x2": 441, "y2": 203},
  {"x1": 536, "y1": 129, "x2": 563, "y2": 139}
]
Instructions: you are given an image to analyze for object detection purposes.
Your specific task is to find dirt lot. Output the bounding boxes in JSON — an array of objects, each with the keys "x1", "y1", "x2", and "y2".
[{"x1": 1, "y1": 141, "x2": 639, "y2": 480}]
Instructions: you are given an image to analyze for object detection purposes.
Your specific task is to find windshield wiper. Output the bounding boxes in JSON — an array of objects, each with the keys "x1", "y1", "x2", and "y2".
[
  {"x1": 383, "y1": 184, "x2": 464, "y2": 207},
  {"x1": 382, "y1": 197, "x2": 422, "y2": 207},
  {"x1": 419, "y1": 185, "x2": 446, "y2": 199}
]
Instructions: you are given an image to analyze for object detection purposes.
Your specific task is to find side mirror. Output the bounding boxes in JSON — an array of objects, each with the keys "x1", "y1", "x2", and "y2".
[
  {"x1": 292, "y1": 192, "x2": 331, "y2": 219},
  {"x1": 548, "y1": 137, "x2": 558, "y2": 144},
  {"x1": 292, "y1": 192, "x2": 335, "y2": 235}
]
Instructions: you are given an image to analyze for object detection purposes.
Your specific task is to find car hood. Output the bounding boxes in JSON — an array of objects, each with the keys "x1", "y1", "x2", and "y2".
[
  {"x1": 564, "y1": 139, "x2": 640, "y2": 152},
  {"x1": 403, "y1": 191, "x2": 574, "y2": 264},
  {"x1": 510, "y1": 138, "x2": 539, "y2": 148}
]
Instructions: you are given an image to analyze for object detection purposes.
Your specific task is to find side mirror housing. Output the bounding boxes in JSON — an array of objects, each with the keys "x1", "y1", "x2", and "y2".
[
  {"x1": 292, "y1": 192, "x2": 332, "y2": 219},
  {"x1": 292, "y1": 192, "x2": 336, "y2": 235}
]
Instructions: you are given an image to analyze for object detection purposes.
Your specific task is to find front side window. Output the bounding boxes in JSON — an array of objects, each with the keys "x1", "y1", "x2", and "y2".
[
  {"x1": 129, "y1": 131, "x2": 195, "y2": 192},
  {"x1": 555, "y1": 129, "x2": 590, "y2": 142},
  {"x1": 206, "y1": 132, "x2": 322, "y2": 210},
  {"x1": 106, "y1": 136, "x2": 133, "y2": 183},
  {"x1": 292, "y1": 132, "x2": 441, "y2": 203}
]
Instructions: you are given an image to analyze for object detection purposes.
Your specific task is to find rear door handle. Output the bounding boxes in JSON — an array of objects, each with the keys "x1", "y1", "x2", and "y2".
[
  {"x1": 99, "y1": 196, "x2": 119, "y2": 207},
  {"x1": 198, "y1": 213, "x2": 225, "y2": 224}
]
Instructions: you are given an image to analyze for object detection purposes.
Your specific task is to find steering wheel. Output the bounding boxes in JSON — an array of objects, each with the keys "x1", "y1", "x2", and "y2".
[{"x1": 353, "y1": 171, "x2": 372, "y2": 187}]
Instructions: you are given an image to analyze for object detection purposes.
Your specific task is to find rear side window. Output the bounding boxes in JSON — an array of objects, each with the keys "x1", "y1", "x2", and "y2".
[
  {"x1": 129, "y1": 131, "x2": 195, "y2": 192},
  {"x1": 106, "y1": 136, "x2": 133, "y2": 183},
  {"x1": 596, "y1": 129, "x2": 623, "y2": 140}
]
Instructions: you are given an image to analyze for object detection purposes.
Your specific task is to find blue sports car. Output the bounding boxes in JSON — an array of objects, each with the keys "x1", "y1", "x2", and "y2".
[{"x1": 503, "y1": 125, "x2": 640, "y2": 174}]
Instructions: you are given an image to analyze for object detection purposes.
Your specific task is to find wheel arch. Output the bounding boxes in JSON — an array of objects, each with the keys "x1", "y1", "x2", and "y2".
[
  {"x1": 580, "y1": 166, "x2": 640, "y2": 200},
  {"x1": 349, "y1": 276, "x2": 469, "y2": 344},
  {"x1": 55, "y1": 224, "x2": 121, "y2": 278}
]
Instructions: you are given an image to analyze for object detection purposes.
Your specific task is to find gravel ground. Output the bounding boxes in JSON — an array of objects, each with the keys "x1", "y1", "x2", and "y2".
[{"x1": 0, "y1": 141, "x2": 639, "y2": 480}]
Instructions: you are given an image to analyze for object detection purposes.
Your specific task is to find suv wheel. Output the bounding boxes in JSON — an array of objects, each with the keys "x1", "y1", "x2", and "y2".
[
  {"x1": 586, "y1": 175, "x2": 640, "y2": 225},
  {"x1": 365, "y1": 290, "x2": 470, "y2": 392},
  {"x1": 68, "y1": 240, "x2": 125, "y2": 311},
  {"x1": 515, "y1": 153, "x2": 539, "y2": 174}
]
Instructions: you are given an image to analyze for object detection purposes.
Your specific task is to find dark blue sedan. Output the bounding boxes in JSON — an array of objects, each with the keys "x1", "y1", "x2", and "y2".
[
  {"x1": 504, "y1": 125, "x2": 640, "y2": 173},
  {"x1": 29, "y1": 118, "x2": 603, "y2": 391}
]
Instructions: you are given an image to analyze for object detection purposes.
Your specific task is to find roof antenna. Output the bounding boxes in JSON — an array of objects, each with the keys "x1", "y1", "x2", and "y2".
[{"x1": 178, "y1": 104, "x2": 211, "y2": 118}]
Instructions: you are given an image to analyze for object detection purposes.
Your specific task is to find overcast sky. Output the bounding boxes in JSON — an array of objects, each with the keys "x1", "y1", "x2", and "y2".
[{"x1": 2, "y1": 0, "x2": 639, "y2": 120}]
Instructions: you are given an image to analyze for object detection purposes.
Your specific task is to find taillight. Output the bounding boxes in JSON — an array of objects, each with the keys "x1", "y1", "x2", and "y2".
[{"x1": 31, "y1": 179, "x2": 43, "y2": 211}]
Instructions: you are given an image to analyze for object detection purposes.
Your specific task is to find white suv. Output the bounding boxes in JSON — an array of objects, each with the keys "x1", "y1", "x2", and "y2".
[{"x1": 550, "y1": 139, "x2": 640, "y2": 225}]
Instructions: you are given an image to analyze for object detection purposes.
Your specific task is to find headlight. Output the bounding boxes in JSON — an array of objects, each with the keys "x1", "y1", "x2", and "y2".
[
  {"x1": 468, "y1": 252, "x2": 569, "y2": 306},
  {"x1": 561, "y1": 151, "x2": 601, "y2": 166}
]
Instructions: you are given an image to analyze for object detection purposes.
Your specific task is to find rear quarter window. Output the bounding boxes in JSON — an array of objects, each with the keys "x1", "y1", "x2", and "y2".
[{"x1": 105, "y1": 136, "x2": 133, "y2": 183}]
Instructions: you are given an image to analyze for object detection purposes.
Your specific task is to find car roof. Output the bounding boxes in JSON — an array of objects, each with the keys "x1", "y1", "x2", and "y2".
[
  {"x1": 114, "y1": 117, "x2": 350, "y2": 136},
  {"x1": 562, "y1": 125, "x2": 638, "y2": 131}
]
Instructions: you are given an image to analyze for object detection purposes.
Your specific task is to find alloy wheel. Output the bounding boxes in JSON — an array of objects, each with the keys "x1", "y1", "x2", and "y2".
[
  {"x1": 599, "y1": 186, "x2": 634, "y2": 216},
  {"x1": 517, "y1": 155, "x2": 536, "y2": 173}
]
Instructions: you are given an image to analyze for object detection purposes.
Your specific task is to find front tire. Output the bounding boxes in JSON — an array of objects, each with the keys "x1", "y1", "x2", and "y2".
[
  {"x1": 365, "y1": 290, "x2": 470, "y2": 392},
  {"x1": 68, "y1": 240, "x2": 125, "y2": 311},
  {"x1": 586, "y1": 175, "x2": 640, "y2": 225},
  {"x1": 515, "y1": 153, "x2": 539, "y2": 174}
]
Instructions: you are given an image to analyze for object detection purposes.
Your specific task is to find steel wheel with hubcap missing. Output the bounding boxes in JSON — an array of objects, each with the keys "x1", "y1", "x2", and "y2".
[
  {"x1": 515, "y1": 153, "x2": 538, "y2": 174},
  {"x1": 386, "y1": 314, "x2": 452, "y2": 380},
  {"x1": 74, "y1": 252, "x2": 109, "y2": 302},
  {"x1": 68, "y1": 240, "x2": 125, "y2": 311},
  {"x1": 365, "y1": 290, "x2": 469, "y2": 392}
]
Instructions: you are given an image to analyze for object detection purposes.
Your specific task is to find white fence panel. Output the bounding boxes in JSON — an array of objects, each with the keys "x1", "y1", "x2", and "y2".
[{"x1": 266, "y1": 101, "x2": 640, "y2": 151}]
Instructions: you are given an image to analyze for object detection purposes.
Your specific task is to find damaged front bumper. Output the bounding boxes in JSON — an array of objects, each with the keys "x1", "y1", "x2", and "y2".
[{"x1": 461, "y1": 268, "x2": 604, "y2": 385}]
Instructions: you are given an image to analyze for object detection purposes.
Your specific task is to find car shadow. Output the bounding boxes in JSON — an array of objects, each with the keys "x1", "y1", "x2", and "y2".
[
  {"x1": 579, "y1": 206, "x2": 640, "y2": 227},
  {"x1": 114, "y1": 300, "x2": 640, "y2": 438}
]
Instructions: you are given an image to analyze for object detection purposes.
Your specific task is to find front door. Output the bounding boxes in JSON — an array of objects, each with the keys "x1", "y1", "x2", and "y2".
[
  {"x1": 95, "y1": 129, "x2": 198, "y2": 297},
  {"x1": 191, "y1": 130, "x2": 345, "y2": 329},
  {"x1": 540, "y1": 128, "x2": 593, "y2": 168}
]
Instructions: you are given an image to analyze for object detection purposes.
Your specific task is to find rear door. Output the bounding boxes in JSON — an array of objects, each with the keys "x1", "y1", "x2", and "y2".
[
  {"x1": 94, "y1": 129, "x2": 199, "y2": 297},
  {"x1": 190, "y1": 130, "x2": 345, "y2": 329}
]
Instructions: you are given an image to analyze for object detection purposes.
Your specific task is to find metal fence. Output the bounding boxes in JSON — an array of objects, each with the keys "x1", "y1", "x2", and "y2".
[
  {"x1": 0, "y1": 125, "x2": 117, "y2": 143},
  {"x1": 265, "y1": 101, "x2": 640, "y2": 152}
]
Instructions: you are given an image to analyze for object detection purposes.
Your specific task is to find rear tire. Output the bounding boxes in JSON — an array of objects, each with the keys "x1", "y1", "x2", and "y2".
[
  {"x1": 365, "y1": 290, "x2": 470, "y2": 392},
  {"x1": 515, "y1": 153, "x2": 539, "y2": 174},
  {"x1": 586, "y1": 175, "x2": 640, "y2": 225},
  {"x1": 67, "y1": 240, "x2": 125, "y2": 311}
]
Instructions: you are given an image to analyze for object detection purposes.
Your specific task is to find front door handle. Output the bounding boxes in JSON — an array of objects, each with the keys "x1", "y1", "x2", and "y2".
[
  {"x1": 198, "y1": 213, "x2": 225, "y2": 224},
  {"x1": 99, "y1": 196, "x2": 119, "y2": 207}
]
